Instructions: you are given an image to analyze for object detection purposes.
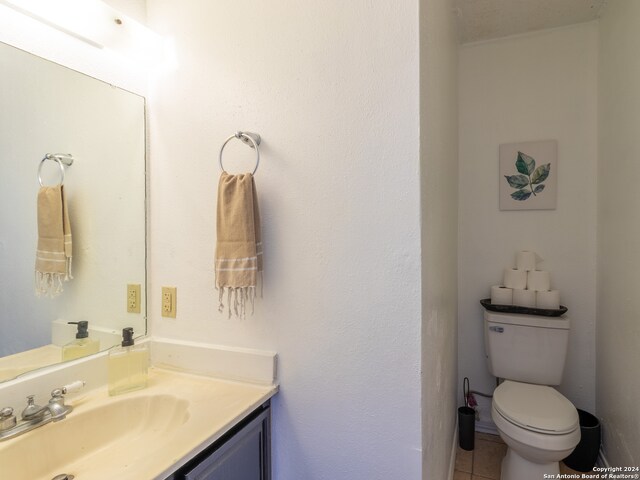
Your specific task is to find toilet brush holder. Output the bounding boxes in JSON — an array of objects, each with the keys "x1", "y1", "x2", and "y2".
[
  {"x1": 458, "y1": 406, "x2": 476, "y2": 451},
  {"x1": 458, "y1": 377, "x2": 475, "y2": 451}
]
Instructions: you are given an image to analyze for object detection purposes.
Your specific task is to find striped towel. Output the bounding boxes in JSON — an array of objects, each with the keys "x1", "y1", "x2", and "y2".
[
  {"x1": 215, "y1": 172, "x2": 262, "y2": 318},
  {"x1": 35, "y1": 185, "x2": 73, "y2": 297}
]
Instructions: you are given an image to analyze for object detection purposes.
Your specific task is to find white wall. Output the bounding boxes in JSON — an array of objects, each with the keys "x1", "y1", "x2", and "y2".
[
  {"x1": 597, "y1": 0, "x2": 640, "y2": 467},
  {"x1": 146, "y1": 1, "x2": 423, "y2": 479},
  {"x1": 458, "y1": 23, "x2": 598, "y2": 428},
  {"x1": 420, "y1": 0, "x2": 459, "y2": 477}
]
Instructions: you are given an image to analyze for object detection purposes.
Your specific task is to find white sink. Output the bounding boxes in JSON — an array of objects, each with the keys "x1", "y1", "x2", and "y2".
[
  {"x1": 0, "y1": 394, "x2": 189, "y2": 479},
  {"x1": 0, "y1": 368, "x2": 276, "y2": 480}
]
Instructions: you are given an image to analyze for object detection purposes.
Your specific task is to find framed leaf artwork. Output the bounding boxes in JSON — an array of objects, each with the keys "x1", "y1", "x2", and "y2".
[{"x1": 499, "y1": 140, "x2": 557, "y2": 210}]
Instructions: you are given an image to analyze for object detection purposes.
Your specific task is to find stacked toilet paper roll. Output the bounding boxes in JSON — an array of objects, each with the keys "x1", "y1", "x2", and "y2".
[
  {"x1": 512, "y1": 288, "x2": 536, "y2": 307},
  {"x1": 503, "y1": 268, "x2": 527, "y2": 289},
  {"x1": 516, "y1": 250, "x2": 538, "y2": 271},
  {"x1": 536, "y1": 290, "x2": 560, "y2": 309},
  {"x1": 491, "y1": 285, "x2": 513, "y2": 305},
  {"x1": 527, "y1": 270, "x2": 551, "y2": 291},
  {"x1": 489, "y1": 250, "x2": 562, "y2": 311}
]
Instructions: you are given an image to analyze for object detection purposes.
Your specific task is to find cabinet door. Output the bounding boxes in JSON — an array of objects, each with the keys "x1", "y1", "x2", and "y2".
[{"x1": 183, "y1": 408, "x2": 270, "y2": 480}]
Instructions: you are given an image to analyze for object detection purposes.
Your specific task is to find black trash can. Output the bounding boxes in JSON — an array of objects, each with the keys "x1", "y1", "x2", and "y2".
[
  {"x1": 563, "y1": 409, "x2": 601, "y2": 472},
  {"x1": 458, "y1": 406, "x2": 475, "y2": 451}
]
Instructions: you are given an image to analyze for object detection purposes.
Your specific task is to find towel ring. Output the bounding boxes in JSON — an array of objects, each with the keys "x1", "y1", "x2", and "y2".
[
  {"x1": 38, "y1": 153, "x2": 74, "y2": 187},
  {"x1": 219, "y1": 131, "x2": 261, "y2": 175}
]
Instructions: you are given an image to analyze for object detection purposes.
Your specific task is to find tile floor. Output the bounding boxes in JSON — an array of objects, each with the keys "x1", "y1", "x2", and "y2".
[{"x1": 454, "y1": 432, "x2": 589, "y2": 480}]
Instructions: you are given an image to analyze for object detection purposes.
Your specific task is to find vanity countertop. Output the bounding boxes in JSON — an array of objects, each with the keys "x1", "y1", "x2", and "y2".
[{"x1": 0, "y1": 367, "x2": 278, "y2": 480}]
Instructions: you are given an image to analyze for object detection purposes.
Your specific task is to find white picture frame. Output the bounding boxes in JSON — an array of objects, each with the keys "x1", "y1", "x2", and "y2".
[{"x1": 499, "y1": 140, "x2": 557, "y2": 211}]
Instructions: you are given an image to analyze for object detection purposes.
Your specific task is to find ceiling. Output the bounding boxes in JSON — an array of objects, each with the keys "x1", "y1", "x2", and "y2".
[{"x1": 455, "y1": 0, "x2": 607, "y2": 44}]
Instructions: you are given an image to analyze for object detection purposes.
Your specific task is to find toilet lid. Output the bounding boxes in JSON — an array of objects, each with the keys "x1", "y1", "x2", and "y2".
[{"x1": 493, "y1": 381, "x2": 579, "y2": 434}]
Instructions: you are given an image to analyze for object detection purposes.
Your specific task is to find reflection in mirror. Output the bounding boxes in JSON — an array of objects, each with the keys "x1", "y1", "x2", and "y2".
[{"x1": 0, "y1": 41, "x2": 146, "y2": 382}]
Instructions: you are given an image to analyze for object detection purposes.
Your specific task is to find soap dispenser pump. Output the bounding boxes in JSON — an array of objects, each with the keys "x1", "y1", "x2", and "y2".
[
  {"x1": 107, "y1": 327, "x2": 149, "y2": 396},
  {"x1": 62, "y1": 321, "x2": 100, "y2": 361}
]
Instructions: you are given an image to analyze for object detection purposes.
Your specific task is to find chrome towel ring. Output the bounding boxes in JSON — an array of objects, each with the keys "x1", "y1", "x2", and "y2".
[
  {"x1": 38, "y1": 153, "x2": 74, "y2": 187},
  {"x1": 219, "y1": 131, "x2": 261, "y2": 175}
]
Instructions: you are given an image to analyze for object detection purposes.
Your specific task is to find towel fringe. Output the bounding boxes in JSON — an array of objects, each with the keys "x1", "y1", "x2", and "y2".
[
  {"x1": 35, "y1": 271, "x2": 63, "y2": 298},
  {"x1": 35, "y1": 256, "x2": 72, "y2": 298},
  {"x1": 217, "y1": 285, "x2": 257, "y2": 320}
]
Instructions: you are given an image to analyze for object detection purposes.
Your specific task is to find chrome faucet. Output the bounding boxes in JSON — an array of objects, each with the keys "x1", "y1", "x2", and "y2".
[
  {"x1": 22, "y1": 390, "x2": 73, "y2": 421},
  {"x1": 0, "y1": 381, "x2": 85, "y2": 442}
]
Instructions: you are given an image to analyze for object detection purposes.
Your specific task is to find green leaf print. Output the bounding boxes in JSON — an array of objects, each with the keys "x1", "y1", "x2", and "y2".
[
  {"x1": 516, "y1": 151, "x2": 536, "y2": 175},
  {"x1": 511, "y1": 189, "x2": 532, "y2": 201},
  {"x1": 505, "y1": 175, "x2": 530, "y2": 189},
  {"x1": 531, "y1": 163, "x2": 551, "y2": 184},
  {"x1": 505, "y1": 151, "x2": 551, "y2": 201}
]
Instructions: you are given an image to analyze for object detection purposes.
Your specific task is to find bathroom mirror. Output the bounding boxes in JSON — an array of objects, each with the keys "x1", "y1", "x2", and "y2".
[{"x1": 0, "y1": 41, "x2": 146, "y2": 382}]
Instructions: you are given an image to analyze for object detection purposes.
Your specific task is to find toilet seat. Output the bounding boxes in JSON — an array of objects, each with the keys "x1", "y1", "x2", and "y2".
[{"x1": 493, "y1": 381, "x2": 578, "y2": 434}]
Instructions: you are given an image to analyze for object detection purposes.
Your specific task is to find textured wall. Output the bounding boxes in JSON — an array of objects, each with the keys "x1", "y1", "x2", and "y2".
[
  {"x1": 597, "y1": 0, "x2": 640, "y2": 467},
  {"x1": 146, "y1": 1, "x2": 423, "y2": 478},
  {"x1": 420, "y1": 0, "x2": 459, "y2": 477},
  {"x1": 458, "y1": 23, "x2": 598, "y2": 429}
]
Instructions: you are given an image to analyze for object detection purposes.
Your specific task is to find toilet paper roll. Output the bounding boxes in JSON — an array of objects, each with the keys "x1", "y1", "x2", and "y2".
[
  {"x1": 536, "y1": 290, "x2": 560, "y2": 310},
  {"x1": 490, "y1": 285, "x2": 513, "y2": 305},
  {"x1": 516, "y1": 250, "x2": 539, "y2": 271},
  {"x1": 527, "y1": 270, "x2": 551, "y2": 291},
  {"x1": 512, "y1": 288, "x2": 536, "y2": 307},
  {"x1": 503, "y1": 268, "x2": 527, "y2": 290}
]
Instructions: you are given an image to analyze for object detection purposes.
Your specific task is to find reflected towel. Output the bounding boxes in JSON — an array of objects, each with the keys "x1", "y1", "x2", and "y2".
[
  {"x1": 215, "y1": 172, "x2": 262, "y2": 318},
  {"x1": 35, "y1": 185, "x2": 72, "y2": 297}
]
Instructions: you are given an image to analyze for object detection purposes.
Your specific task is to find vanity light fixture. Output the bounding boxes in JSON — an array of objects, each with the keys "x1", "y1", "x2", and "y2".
[{"x1": 0, "y1": 0, "x2": 163, "y2": 65}]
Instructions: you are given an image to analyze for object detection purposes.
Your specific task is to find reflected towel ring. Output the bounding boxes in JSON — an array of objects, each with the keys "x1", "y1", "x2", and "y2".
[
  {"x1": 219, "y1": 131, "x2": 261, "y2": 175},
  {"x1": 38, "y1": 153, "x2": 74, "y2": 187}
]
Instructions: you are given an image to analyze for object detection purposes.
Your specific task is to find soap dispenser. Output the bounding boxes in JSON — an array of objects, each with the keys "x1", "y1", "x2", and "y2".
[
  {"x1": 62, "y1": 321, "x2": 100, "y2": 361},
  {"x1": 108, "y1": 327, "x2": 149, "y2": 396}
]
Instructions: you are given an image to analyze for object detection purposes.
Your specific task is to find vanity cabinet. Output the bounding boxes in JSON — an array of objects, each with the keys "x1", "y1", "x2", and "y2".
[{"x1": 167, "y1": 402, "x2": 271, "y2": 480}]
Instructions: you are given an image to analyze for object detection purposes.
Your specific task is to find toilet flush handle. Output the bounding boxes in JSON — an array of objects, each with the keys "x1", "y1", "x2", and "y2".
[{"x1": 489, "y1": 326, "x2": 504, "y2": 333}]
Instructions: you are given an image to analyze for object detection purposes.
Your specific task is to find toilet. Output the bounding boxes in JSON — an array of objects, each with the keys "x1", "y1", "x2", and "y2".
[{"x1": 483, "y1": 311, "x2": 580, "y2": 480}]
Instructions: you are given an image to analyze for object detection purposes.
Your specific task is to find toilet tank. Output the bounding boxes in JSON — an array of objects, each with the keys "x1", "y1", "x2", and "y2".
[{"x1": 483, "y1": 310, "x2": 570, "y2": 385}]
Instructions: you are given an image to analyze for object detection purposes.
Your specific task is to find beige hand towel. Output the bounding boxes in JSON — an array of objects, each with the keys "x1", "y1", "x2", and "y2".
[
  {"x1": 215, "y1": 172, "x2": 262, "y2": 318},
  {"x1": 35, "y1": 185, "x2": 73, "y2": 297}
]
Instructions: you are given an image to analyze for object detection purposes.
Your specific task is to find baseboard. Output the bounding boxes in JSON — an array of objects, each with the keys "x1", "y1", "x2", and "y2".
[
  {"x1": 475, "y1": 419, "x2": 498, "y2": 435},
  {"x1": 448, "y1": 416, "x2": 459, "y2": 480},
  {"x1": 597, "y1": 449, "x2": 610, "y2": 468}
]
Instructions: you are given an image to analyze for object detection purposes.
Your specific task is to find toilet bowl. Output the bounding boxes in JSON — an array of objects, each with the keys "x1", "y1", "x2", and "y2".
[{"x1": 491, "y1": 381, "x2": 580, "y2": 480}]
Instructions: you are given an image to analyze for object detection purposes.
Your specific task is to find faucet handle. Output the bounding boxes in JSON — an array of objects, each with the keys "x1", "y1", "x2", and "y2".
[
  {"x1": 49, "y1": 380, "x2": 86, "y2": 400},
  {"x1": 1, "y1": 407, "x2": 17, "y2": 432},
  {"x1": 21, "y1": 395, "x2": 43, "y2": 420},
  {"x1": 61, "y1": 380, "x2": 85, "y2": 394}
]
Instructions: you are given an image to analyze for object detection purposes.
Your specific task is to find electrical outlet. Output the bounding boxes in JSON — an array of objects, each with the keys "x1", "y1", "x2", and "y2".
[
  {"x1": 161, "y1": 286, "x2": 177, "y2": 318},
  {"x1": 127, "y1": 284, "x2": 141, "y2": 313}
]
